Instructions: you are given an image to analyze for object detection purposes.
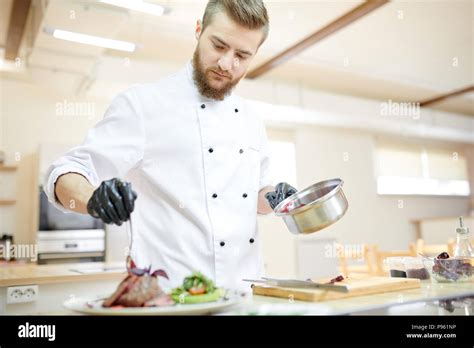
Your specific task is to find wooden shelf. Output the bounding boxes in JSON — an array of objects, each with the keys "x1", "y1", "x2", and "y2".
[
  {"x1": 0, "y1": 200, "x2": 16, "y2": 206},
  {"x1": 0, "y1": 165, "x2": 18, "y2": 171}
]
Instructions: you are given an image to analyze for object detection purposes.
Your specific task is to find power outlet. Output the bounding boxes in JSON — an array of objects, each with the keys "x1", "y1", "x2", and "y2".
[{"x1": 7, "y1": 285, "x2": 39, "y2": 304}]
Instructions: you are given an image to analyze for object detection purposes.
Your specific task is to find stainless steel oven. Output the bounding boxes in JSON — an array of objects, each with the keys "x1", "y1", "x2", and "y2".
[{"x1": 38, "y1": 187, "x2": 106, "y2": 264}]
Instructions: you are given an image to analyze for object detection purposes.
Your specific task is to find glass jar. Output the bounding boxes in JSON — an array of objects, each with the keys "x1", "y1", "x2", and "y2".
[
  {"x1": 384, "y1": 257, "x2": 407, "y2": 278},
  {"x1": 404, "y1": 257, "x2": 430, "y2": 280},
  {"x1": 454, "y1": 217, "x2": 473, "y2": 257}
]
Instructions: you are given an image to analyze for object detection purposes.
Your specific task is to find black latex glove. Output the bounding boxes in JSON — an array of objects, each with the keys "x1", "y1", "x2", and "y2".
[
  {"x1": 265, "y1": 182, "x2": 298, "y2": 210},
  {"x1": 87, "y1": 178, "x2": 137, "y2": 225}
]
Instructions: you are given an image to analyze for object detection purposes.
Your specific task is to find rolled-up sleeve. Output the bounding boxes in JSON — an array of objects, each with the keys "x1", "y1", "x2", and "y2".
[{"x1": 43, "y1": 88, "x2": 146, "y2": 213}]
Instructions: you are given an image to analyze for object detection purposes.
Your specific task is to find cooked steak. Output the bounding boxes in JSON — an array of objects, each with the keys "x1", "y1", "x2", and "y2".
[{"x1": 103, "y1": 260, "x2": 171, "y2": 308}]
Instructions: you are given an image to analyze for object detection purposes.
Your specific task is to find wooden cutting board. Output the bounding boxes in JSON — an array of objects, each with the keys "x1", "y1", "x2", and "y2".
[{"x1": 251, "y1": 275, "x2": 421, "y2": 302}]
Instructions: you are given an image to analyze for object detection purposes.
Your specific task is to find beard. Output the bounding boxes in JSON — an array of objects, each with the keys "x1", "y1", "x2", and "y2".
[{"x1": 192, "y1": 47, "x2": 241, "y2": 101}]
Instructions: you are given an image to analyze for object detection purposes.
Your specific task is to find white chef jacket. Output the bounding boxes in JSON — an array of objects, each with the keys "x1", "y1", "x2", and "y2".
[{"x1": 44, "y1": 61, "x2": 273, "y2": 292}]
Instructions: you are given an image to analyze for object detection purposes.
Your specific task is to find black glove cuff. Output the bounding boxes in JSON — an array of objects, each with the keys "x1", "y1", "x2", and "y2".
[{"x1": 87, "y1": 192, "x2": 99, "y2": 218}]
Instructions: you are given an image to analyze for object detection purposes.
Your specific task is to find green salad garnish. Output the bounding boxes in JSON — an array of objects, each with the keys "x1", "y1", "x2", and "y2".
[{"x1": 171, "y1": 272, "x2": 224, "y2": 304}]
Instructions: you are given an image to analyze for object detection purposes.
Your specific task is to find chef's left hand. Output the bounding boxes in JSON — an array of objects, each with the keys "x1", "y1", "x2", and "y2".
[{"x1": 265, "y1": 182, "x2": 297, "y2": 210}]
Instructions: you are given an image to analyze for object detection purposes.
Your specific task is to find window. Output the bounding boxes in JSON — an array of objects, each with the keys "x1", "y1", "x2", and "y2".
[
  {"x1": 247, "y1": 99, "x2": 298, "y2": 187},
  {"x1": 268, "y1": 139, "x2": 297, "y2": 188},
  {"x1": 375, "y1": 146, "x2": 470, "y2": 196}
]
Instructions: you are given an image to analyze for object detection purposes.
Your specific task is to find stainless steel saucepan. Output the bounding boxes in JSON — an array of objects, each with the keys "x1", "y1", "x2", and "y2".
[{"x1": 274, "y1": 178, "x2": 348, "y2": 235}]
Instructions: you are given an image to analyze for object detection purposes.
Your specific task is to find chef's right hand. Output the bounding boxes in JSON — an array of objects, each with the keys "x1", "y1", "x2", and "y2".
[{"x1": 87, "y1": 178, "x2": 137, "y2": 225}]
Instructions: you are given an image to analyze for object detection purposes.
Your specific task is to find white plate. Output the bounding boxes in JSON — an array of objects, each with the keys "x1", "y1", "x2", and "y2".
[{"x1": 63, "y1": 290, "x2": 246, "y2": 316}]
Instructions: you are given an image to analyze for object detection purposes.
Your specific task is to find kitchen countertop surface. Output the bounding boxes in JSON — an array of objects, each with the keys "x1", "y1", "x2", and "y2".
[
  {"x1": 2, "y1": 263, "x2": 473, "y2": 315},
  {"x1": 0, "y1": 262, "x2": 126, "y2": 287},
  {"x1": 54, "y1": 280, "x2": 473, "y2": 315},
  {"x1": 234, "y1": 280, "x2": 474, "y2": 315}
]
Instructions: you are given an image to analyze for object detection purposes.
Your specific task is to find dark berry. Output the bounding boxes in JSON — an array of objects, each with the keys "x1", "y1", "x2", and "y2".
[
  {"x1": 328, "y1": 275, "x2": 345, "y2": 284},
  {"x1": 437, "y1": 252, "x2": 450, "y2": 259}
]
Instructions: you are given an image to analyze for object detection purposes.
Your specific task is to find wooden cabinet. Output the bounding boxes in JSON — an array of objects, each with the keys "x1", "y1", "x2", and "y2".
[
  {"x1": 0, "y1": 164, "x2": 18, "y2": 241},
  {"x1": 0, "y1": 165, "x2": 18, "y2": 205}
]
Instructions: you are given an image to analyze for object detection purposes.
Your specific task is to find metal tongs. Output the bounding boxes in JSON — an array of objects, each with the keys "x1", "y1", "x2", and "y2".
[
  {"x1": 242, "y1": 277, "x2": 349, "y2": 293},
  {"x1": 126, "y1": 215, "x2": 134, "y2": 271}
]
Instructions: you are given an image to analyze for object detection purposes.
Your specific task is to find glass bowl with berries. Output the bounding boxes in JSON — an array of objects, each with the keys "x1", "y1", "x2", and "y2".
[{"x1": 422, "y1": 252, "x2": 473, "y2": 283}]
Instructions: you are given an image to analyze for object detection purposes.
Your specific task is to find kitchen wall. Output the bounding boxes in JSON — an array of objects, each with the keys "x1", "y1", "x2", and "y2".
[
  {"x1": 1, "y1": 77, "x2": 472, "y2": 277},
  {"x1": 1, "y1": 78, "x2": 109, "y2": 244},
  {"x1": 294, "y1": 127, "x2": 471, "y2": 247},
  {"x1": 259, "y1": 126, "x2": 472, "y2": 277}
]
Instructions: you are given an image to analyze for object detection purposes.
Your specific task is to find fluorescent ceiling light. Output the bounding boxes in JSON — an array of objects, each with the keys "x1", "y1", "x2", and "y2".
[
  {"x1": 100, "y1": 0, "x2": 165, "y2": 16},
  {"x1": 45, "y1": 28, "x2": 136, "y2": 52}
]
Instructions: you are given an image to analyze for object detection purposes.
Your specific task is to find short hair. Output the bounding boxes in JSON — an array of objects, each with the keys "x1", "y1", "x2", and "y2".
[{"x1": 202, "y1": 0, "x2": 270, "y2": 44}]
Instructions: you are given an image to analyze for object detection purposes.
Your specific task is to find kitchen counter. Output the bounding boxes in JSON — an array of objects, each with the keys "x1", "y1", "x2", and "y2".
[
  {"x1": 1, "y1": 263, "x2": 473, "y2": 315},
  {"x1": 0, "y1": 262, "x2": 126, "y2": 314},
  {"x1": 235, "y1": 280, "x2": 474, "y2": 315},
  {"x1": 0, "y1": 262, "x2": 126, "y2": 287},
  {"x1": 51, "y1": 279, "x2": 474, "y2": 316}
]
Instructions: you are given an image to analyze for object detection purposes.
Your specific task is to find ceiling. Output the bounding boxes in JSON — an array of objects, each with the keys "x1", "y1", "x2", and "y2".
[
  {"x1": 0, "y1": 0, "x2": 14, "y2": 48},
  {"x1": 0, "y1": 0, "x2": 473, "y2": 116}
]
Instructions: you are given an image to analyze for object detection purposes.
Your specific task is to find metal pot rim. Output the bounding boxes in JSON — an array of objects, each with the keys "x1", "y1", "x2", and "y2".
[{"x1": 274, "y1": 178, "x2": 344, "y2": 216}]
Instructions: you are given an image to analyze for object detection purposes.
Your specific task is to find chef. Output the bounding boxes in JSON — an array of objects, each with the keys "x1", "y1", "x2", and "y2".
[{"x1": 44, "y1": 0, "x2": 297, "y2": 292}]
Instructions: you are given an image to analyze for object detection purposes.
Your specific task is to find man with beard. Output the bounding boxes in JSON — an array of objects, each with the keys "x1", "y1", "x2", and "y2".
[{"x1": 45, "y1": 0, "x2": 297, "y2": 292}]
